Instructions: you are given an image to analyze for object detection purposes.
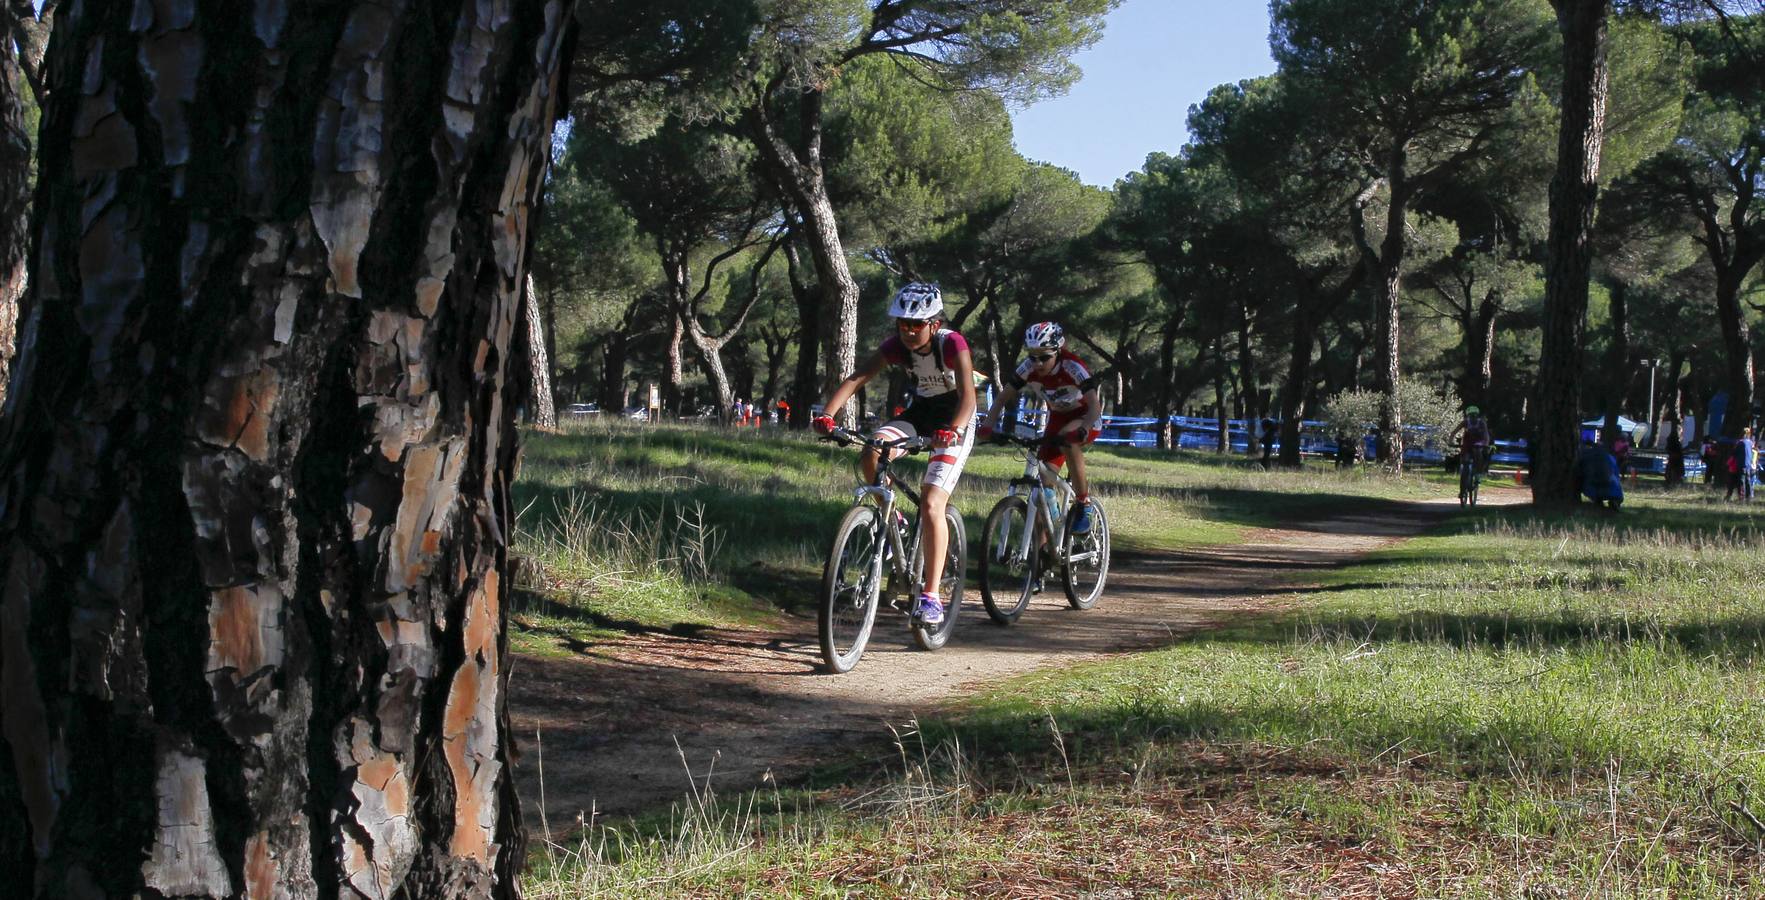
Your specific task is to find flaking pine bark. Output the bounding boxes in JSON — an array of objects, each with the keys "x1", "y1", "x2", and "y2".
[{"x1": 0, "y1": 1, "x2": 574, "y2": 897}]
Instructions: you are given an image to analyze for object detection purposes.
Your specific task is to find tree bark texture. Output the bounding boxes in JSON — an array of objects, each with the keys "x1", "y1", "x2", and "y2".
[
  {"x1": 1213, "y1": 337, "x2": 1230, "y2": 454},
  {"x1": 1601, "y1": 280, "x2": 1630, "y2": 440},
  {"x1": 783, "y1": 237, "x2": 819, "y2": 428},
  {"x1": 1464, "y1": 293, "x2": 1500, "y2": 410},
  {"x1": 1534, "y1": 0, "x2": 1611, "y2": 503},
  {"x1": 1237, "y1": 318, "x2": 1259, "y2": 456},
  {"x1": 0, "y1": 2, "x2": 574, "y2": 896},
  {"x1": 1715, "y1": 270, "x2": 1756, "y2": 436},
  {"x1": 524, "y1": 275, "x2": 556, "y2": 430},
  {"x1": 1373, "y1": 170, "x2": 1410, "y2": 471},
  {"x1": 0, "y1": 33, "x2": 28, "y2": 411},
  {"x1": 1666, "y1": 348, "x2": 1686, "y2": 432},
  {"x1": 750, "y1": 93, "x2": 858, "y2": 427}
]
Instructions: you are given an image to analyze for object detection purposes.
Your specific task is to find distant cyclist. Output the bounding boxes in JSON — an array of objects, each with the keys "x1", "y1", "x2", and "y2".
[
  {"x1": 813, "y1": 283, "x2": 977, "y2": 627},
  {"x1": 1450, "y1": 405, "x2": 1493, "y2": 473},
  {"x1": 978, "y1": 321, "x2": 1102, "y2": 533}
]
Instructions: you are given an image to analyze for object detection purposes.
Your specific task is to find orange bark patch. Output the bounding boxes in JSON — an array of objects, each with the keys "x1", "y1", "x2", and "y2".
[
  {"x1": 196, "y1": 370, "x2": 280, "y2": 461},
  {"x1": 211, "y1": 586, "x2": 264, "y2": 674},
  {"x1": 244, "y1": 832, "x2": 277, "y2": 900},
  {"x1": 232, "y1": 373, "x2": 280, "y2": 461},
  {"x1": 442, "y1": 663, "x2": 488, "y2": 864},
  {"x1": 463, "y1": 571, "x2": 498, "y2": 659},
  {"x1": 359, "y1": 756, "x2": 398, "y2": 792},
  {"x1": 415, "y1": 277, "x2": 445, "y2": 317}
]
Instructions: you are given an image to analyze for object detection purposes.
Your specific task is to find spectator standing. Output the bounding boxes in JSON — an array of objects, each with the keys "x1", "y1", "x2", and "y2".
[
  {"x1": 1665, "y1": 422, "x2": 1685, "y2": 488},
  {"x1": 1730, "y1": 427, "x2": 1756, "y2": 502}
]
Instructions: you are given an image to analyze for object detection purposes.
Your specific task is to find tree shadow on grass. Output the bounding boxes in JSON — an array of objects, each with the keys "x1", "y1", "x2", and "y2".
[
  {"x1": 1431, "y1": 501, "x2": 1765, "y2": 542},
  {"x1": 508, "y1": 587, "x2": 716, "y2": 645},
  {"x1": 1245, "y1": 609, "x2": 1765, "y2": 660}
]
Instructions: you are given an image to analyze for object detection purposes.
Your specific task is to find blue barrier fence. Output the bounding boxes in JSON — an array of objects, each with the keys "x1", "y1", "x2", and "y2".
[
  {"x1": 1074, "y1": 414, "x2": 1533, "y2": 466},
  {"x1": 1011, "y1": 409, "x2": 1709, "y2": 476}
]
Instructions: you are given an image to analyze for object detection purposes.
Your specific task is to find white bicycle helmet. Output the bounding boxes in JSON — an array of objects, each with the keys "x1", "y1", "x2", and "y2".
[
  {"x1": 1024, "y1": 321, "x2": 1065, "y2": 351},
  {"x1": 888, "y1": 282, "x2": 944, "y2": 321}
]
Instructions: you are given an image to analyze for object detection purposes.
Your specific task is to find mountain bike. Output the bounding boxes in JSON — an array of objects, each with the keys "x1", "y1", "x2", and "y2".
[
  {"x1": 1457, "y1": 442, "x2": 1484, "y2": 507},
  {"x1": 977, "y1": 432, "x2": 1111, "y2": 624},
  {"x1": 815, "y1": 426, "x2": 966, "y2": 673}
]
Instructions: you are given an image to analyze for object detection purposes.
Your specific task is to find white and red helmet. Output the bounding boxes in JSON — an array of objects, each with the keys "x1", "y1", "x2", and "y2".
[
  {"x1": 888, "y1": 282, "x2": 944, "y2": 321},
  {"x1": 1023, "y1": 321, "x2": 1065, "y2": 351}
]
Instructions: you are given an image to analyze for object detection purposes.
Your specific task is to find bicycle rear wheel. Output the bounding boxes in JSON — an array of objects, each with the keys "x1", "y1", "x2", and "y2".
[
  {"x1": 979, "y1": 495, "x2": 1035, "y2": 625},
  {"x1": 818, "y1": 505, "x2": 884, "y2": 673},
  {"x1": 913, "y1": 506, "x2": 965, "y2": 651},
  {"x1": 1062, "y1": 500, "x2": 1110, "y2": 610}
]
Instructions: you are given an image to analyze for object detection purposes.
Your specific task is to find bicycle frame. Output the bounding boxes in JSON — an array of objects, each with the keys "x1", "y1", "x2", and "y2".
[
  {"x1": 839, "y1": 431, "x2": 929, "y2": 602},
  {"x1": 1003, "y1": 441, "x2": 1077, "y2": 567}
]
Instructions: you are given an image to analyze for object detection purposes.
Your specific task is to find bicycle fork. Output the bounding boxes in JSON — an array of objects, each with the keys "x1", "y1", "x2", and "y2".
[{"x1": 855, "y1": 483, "x2": 920, "y2": 608}]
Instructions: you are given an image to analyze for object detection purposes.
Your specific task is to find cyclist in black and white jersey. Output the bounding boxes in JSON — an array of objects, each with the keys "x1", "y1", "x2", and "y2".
[{"x1": 814, "y1": 283, "x2": 978, "y2": 627}]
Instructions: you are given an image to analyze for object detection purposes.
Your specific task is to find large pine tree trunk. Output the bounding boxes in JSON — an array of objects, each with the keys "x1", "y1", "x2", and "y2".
[
  {"x1": 1373, "y1": 168, "x2": 1411, "y2": 471},
  {"x1": 1601, "y1": 280, "x2": 1630, "y2": 439},
  {"x1": 1278, "y1": 323, "x2": 1316, "y2": 468},
  {"x1": 1237, "y1": 319, "x2": 1260, "y2": 456},
  {"x1": 524, "y1": 275, "x2": 557, "y2": 429},
  {"x1": 1213, "y1": 337, "x2": 1230, "y2": 454},
  {"x1": 1535, "y1": 0, "x2": 1611, "y2": 504},
  {"x1": 1715, "y1": 271, "x2": 1755, "y2": 436},
  {"x1": 1155, "y1": 318, "x2": 1179, "y2": 449},
  {"x1": 0, "y1": 33, "x2": 28, "y2": 410},
  {"x1": 750, "y1": 93, "x2": 858, "y2": 426},
  {"x1": 1666, "y1": 349, "x2": 1686, "y2": 430},
  {"x1": 0, "y1": 3, "x2": 574, "y2": 895},
  {"x1": 784, "y1": 238, "x2": 820, "y2": 428},
  {"x1": 1465, "y1": 293, "x2": 1500, "y2": 409}
]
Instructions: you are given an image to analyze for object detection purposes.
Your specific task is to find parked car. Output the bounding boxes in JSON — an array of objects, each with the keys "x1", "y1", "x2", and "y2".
[{"x1": 564, "y1": 402, "x2": 600, "y2": 418}]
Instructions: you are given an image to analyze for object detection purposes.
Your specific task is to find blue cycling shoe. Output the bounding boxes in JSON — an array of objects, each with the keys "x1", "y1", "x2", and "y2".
[
  {"x1": 1071, "y1": 501, "x2": 1093, "y2": 534},
  {"x1": 915, "y1": 593, "x2": 945, "y2": 626}
]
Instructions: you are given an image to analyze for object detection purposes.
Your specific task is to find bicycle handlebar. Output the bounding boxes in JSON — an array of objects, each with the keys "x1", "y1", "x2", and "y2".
[
  {"x1": 819, "y1": 426, "x2": 930, "y2": 453},
  {"x1": 989, "y1": 430, "x2": 1075, "y2": 450}
]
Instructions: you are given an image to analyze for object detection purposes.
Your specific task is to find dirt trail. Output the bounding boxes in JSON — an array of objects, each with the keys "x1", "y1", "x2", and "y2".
[{"x1": 508, "y1": 491, "x2": 1525, "y2": 831}]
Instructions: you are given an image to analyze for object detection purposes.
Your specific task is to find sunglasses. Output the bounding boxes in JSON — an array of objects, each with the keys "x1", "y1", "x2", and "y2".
[
  {"x1": 896, "y1": 319, "x2": 934, "y2": 331},
  {"x1": 1028, "y1": 352, "x2": 1057, "y2": 362}
]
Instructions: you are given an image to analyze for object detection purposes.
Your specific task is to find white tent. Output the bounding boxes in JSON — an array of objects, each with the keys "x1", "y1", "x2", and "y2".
[{"x1": 1582, "y1": 415, "x2": 1641, "y2": 433}]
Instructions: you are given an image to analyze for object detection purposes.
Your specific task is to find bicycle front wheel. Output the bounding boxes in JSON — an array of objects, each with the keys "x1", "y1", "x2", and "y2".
[
  {"x1": 979, "y1": 495, "x2": 1035, "y2": 625},
  {"x1": 1063, "y1": 500, "x2": 1110, "y2": 610},
  {"x1": 913, "y1": 506, "x2": 965, "y2": 651},
  {"x1": 819, "y1": 505, "x2": 885, "y2": 673}
]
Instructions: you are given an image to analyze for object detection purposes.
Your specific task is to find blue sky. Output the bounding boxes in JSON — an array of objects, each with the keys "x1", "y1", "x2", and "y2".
[{"x1": 1011, "y1": 0, "x2": 1277, "y2": 188}]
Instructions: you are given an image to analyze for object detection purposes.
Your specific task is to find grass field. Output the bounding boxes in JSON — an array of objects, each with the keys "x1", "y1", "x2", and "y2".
[
  {"x1": 509, "y1": 421, "x2": 1449, "y2": 656},
  {"x1": 523, "y1": 485, "x2": 1765, "y2": 897}
]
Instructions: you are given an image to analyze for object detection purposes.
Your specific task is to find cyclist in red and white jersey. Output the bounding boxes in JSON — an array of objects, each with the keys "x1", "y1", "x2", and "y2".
[
  {"x1": 978, "y1": 321, "x2": 1103, "y2": 533},
  {"x1": 1449, "y1": 405, "x2": 1494, "y2": 472},
  {"x1": 813, "y1": 283, "x2": 978, "y2": 627}
]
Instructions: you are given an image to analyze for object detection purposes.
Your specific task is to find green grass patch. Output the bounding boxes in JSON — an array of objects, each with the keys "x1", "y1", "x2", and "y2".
[
  {"x1": 529, "y1": 488, "x2": 1765, "y2": 896},
  {"x1": 511, "y1": 421, "x2": 1448, "y2": 652}
]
